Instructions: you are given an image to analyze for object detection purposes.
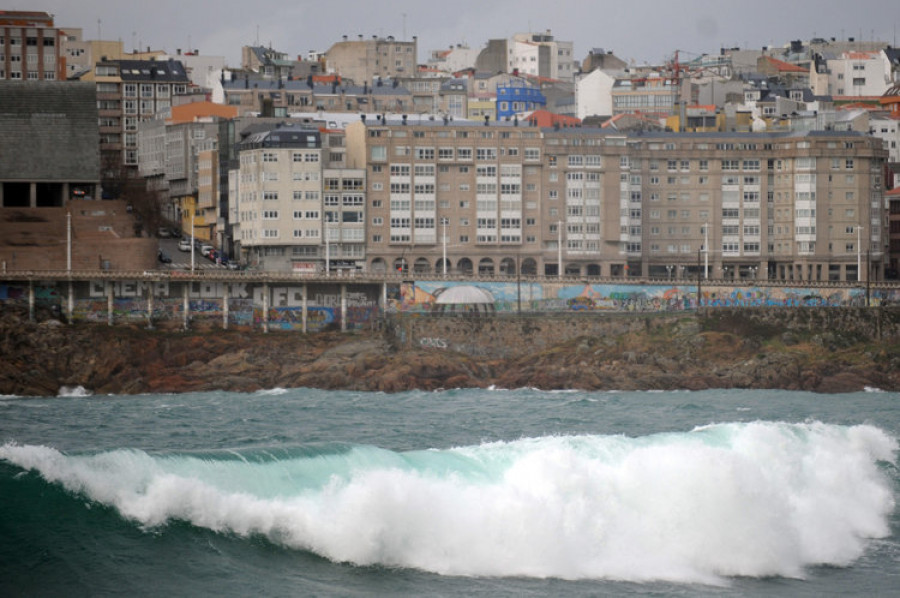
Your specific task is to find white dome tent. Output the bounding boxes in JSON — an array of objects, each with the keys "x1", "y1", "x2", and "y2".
[{"x1": 432, "y1": 285, "x2": 496, "y2": 315}]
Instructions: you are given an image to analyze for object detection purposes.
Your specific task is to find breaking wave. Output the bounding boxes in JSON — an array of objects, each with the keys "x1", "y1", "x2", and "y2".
[{"x1": 1, "y1": 421, "x2": 896, "y2": 584}]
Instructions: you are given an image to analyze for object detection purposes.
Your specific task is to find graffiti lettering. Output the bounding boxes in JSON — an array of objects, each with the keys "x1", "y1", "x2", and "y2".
[{"x1": 419, "y1": 337, "x2": 449, "y2": 349}]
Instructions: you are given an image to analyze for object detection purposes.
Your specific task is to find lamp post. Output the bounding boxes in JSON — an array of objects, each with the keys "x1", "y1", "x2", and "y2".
[
  {"x1": 857, "y1": 225, "x2": 863, "y2": 283},
  {"x1": 665, "y1": 265, "x2": 673, "y2": 280},
  {"x1": 66, "y1": 211, "x2": 72, "y2": 272},
  {"x1": 190, "y1": 211, "x2": 195, "y2": 273},
  {"x1": 557, "y1": 220, "x2": 563, "y2": 280},
  {"x1": 704, "y1": 221, "x2": 709, "y2": 280},
  {"x1": 441, "y1": 217, "x2": 448, "y2": 278}
]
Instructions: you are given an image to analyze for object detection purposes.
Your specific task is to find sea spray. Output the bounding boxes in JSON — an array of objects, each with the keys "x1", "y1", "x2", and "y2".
[{"x1": 1, "y1": 421, "x2": 896, "y2": 584}]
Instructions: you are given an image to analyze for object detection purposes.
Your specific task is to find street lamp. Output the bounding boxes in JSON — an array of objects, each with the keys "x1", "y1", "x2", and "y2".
[
  {"x1": 749, "y1": 266, "x2": 758, "y2": 280},
  {"x1": 665, "y1": 265, "x2": 673, "y2": 280},
  {"x1": 557, "y1": 220, "x2": 563, "y2": 279},
  {"x1": 857, "y1": 225, "x2": 864, "y2": 283},
  {"x1": 441, "y1": 217, "x2": 448, "y2": 277}
]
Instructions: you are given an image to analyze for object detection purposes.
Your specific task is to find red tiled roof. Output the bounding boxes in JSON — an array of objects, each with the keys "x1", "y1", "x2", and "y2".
[
  {"x1": 525, "y1": 110, "x2": 581, "y2": 127},
  {"x1": 763, "y1": 56, "x2": 807, "y2": 73}
]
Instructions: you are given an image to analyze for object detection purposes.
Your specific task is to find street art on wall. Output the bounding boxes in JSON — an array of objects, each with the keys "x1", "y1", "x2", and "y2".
[{"x1": 390, "y1": 281, "x2": 897, "y2": 313}]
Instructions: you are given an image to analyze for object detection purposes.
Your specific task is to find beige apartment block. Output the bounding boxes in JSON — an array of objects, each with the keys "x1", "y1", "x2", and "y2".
[
  {"x1": 345, "y1": 120, "x2": 887, "y2": 282},
  {"x1": 233, "y1": 126, "x2": 366, "y2": 273},
  {"x1": 325, "y1": 35, "x2": 417, "y2": 85}
]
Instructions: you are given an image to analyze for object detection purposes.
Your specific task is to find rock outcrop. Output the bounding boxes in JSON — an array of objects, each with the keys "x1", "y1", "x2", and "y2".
[{"x1": 1, "y1": 305, "x2": 899, "y2": 396}]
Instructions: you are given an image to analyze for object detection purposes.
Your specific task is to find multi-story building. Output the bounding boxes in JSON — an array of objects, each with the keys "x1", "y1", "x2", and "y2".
[
  {"x1": 325, "y1": 35, "x2": 417, "y2": 85},
  {"x1": 231, "y1": 125, "x2": 366, "y2": 272},
  {"x1": 477, "y1": 31, "x2": 575, "y2": 82},
  {"x1": 811, "y1": 50, "x2": 894, "y2": 98},
  {"x1": 0, "y1": 10, "x2": 65, "y2": 81},
  {"x1": 80, "y1": 58, "x2": 190, "y2": 177},
  {"x1": 345, "y1": 120, "x2": 887, "y2": 282},
  {"x1": 222, "y1": 76, "x2": 413, "y2": 117}
]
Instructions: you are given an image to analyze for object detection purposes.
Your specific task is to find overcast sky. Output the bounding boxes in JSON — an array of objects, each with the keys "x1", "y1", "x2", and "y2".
[{"x1": 24, "y1": 0, "x2": 900, "y2": 68}]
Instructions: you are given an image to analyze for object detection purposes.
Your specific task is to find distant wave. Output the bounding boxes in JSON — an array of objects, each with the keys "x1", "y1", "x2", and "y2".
[
  {"x1": 254, "y1": 388, "x2": 289, "y2": 396},
  {"x1": 57, "y1": 386, "x2": 92, "y2": 397},
  {"x1": 1, "y1": 422, "x2": 896, "y2": 585}
]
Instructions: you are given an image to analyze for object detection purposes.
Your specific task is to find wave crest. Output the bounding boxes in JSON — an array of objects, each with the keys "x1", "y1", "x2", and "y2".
[{"x1": 1, "y1": 421, "x2": 896, "y2": 584}]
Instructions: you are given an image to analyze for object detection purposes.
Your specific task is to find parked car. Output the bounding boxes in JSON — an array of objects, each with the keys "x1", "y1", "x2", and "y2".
[
  {"x1": 158, "y1": 228, "x2": 172, "y2": 238},
  {"x1": 178, "y1": 238, "x2": 191, "y2": 252},
  {"x1": 157, "y1": 250, "x2": 172, "y2": 264},
  {"x1": 200, "y1": 244, "x2": 213, "y2": 257}
]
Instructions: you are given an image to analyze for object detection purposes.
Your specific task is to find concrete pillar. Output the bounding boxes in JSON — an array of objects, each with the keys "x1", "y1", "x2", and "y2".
[
  {"x1": 107, "y1": 281, "x2": 114, "y2": 326},
  {"x1": 302, "y1": 283, "x2": 308, "y2": 333},
  {"x1": 29, "y1": 183, "x2": 37, "y2": 208},
  {"x1": 62, "y1": 183, "x2": 70, "y2": 205},
  {"x1": 67, "y1": 281, "x2": 74, "y2": 324},
  {"x1": 28, "y1": 280, "x2": 35, "y2": 322},
  {"x1": 341, "y1": 283, "x2": 347, "y2": 332},
  {"x1": 183, "y1": 284, "x2": 190, "y2": 330},
  {"x1": 223, "y1": 283, "x2": 229, "y2": 330},
  {"x1": 146, "y1": 282, "x2": 154, "y2": 329},
  {"x1": 262, "y1": 283, "x2": 269, "y2": 333}
]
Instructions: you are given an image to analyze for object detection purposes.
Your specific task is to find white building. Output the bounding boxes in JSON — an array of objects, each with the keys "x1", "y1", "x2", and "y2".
[
  {"x1": 509, "y1": 31, "x2": 575, "y2": 82},
  {"x1": 871, "y1": 115, "x2": 900, "y2": 162},
  {"x1": 575, "y1": 68, "x2": 618, "y2": 119},
  {"x1": 812, "y1": 51, "x2": 893, "y2": 97}
]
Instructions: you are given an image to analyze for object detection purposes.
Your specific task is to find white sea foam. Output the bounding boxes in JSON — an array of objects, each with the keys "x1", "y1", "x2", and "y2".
[
  {"x1": 1, "y1": 421, "x2": 896, "y2": 585},
  {"x1": 58, "y1": 385, "x2": 92, "y2": 397},
  {"x1": 255, "y1": 388, "x2": 289, "y2": 396}
]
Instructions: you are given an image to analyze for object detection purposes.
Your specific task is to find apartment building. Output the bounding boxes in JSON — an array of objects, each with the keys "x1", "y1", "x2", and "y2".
[
  {"x1": 325, "y1": 35, "x2": 417, "y2": 84},
  {"x1": 811, "y1": 50, "x2": 894, "y2": 98},
  {"x1": 0, "y1": 10, "x2": 65, "y2": 81},
  {"x1": 82, "y1": 58, "x2": 190, "y2": 176},
  {"x1": 222, "y1": 76, "x2": 413, "y2": 117},
  {"x1": 231, "y1": 125, "x2": 365, "y2": 272},
  {"x1": 345, "y1": 119, "x2": 887, "y2": 282}
]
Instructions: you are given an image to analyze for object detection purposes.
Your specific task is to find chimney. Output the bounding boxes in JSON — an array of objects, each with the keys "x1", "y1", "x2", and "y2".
[
  {"x1": 402, "y1": 114, "x2": 408, "y2": 125},
  {"x1": 484, "y1": 115, "x2": 489, "y2": 126}
]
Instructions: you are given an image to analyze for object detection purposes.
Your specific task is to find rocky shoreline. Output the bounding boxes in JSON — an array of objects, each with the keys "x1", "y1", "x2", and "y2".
[{"x1": 2, "y1": 305, "x2": 900, "y2": 396}]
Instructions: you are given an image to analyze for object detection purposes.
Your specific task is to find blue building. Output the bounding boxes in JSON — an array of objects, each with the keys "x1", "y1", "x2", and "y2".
[{"x1": 496, "y1": 83, "x2": 546, "y2": 120}]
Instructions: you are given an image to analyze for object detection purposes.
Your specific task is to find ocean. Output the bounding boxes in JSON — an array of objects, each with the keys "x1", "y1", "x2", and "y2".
[{"x1": 1, "y1": 387, "x2": 898, "y2": 597}]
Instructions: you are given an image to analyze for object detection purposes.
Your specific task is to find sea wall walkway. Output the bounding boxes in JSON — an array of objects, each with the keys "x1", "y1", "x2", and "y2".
[{"x1": 1, "y1": 269, "x2": 899, "y2": 333}]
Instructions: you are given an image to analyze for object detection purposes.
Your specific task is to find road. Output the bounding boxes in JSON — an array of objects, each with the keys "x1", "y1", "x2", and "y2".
[{"x1": 157, "y1": 238, "x2": 232, "y2": 271}]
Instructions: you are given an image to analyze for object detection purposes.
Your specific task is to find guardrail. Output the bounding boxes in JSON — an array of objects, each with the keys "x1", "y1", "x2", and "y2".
[{"x1": 1, "y1": 268, "x2": 898, "y2": 290}]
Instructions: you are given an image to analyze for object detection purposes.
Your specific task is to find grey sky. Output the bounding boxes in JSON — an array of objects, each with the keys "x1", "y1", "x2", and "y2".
[{"x1": 25, "y1": 0, "x2": 900, "y2": 68}]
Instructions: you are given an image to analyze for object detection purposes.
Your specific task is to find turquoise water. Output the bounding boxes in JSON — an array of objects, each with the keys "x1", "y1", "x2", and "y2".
[{"x1": 1, "y1": 387, "x2": 898, "y2": 596}]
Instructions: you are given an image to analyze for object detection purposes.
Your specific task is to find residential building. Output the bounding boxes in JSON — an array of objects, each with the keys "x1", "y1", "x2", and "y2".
[
  {"x1": 80, "y1": 58, "x2": 190, "y2": 180},
  {"x1": 575, "y1": 68, "x2": 618, "y2": 119},
  {"x1": 580, "y1": 48, "x2": 627, "y2": 74},
  {"x1": 426, "y1": 44, "x2": 479, "y2": 74},
  {"x1": 325, "y1": 35, "x2": 417, "y2": 84},
  {"x1": 476, "y1": 31, "x2": 575, "y2": 82},
  {"x1": 222, "y1": 75, "x2": 413, "y2": 117},
  {"x1": 231, "y1": 125, "x2": 365, "y2": 272},
  {"x1": 60, "y1": 29, "x2": 163, "y2": 79},
  {"x1": 0, "y1": 10, "x2": 65, "y2": 81},
  {"x1": 811, "y1": 50, "x2": 893, "y2": 99},
  {"x1": 496, "y1": 81, "x2": 546, "y2": 119},
  {"x1": 345, "y1": 119, "x2": 887, "y2": 282}
]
